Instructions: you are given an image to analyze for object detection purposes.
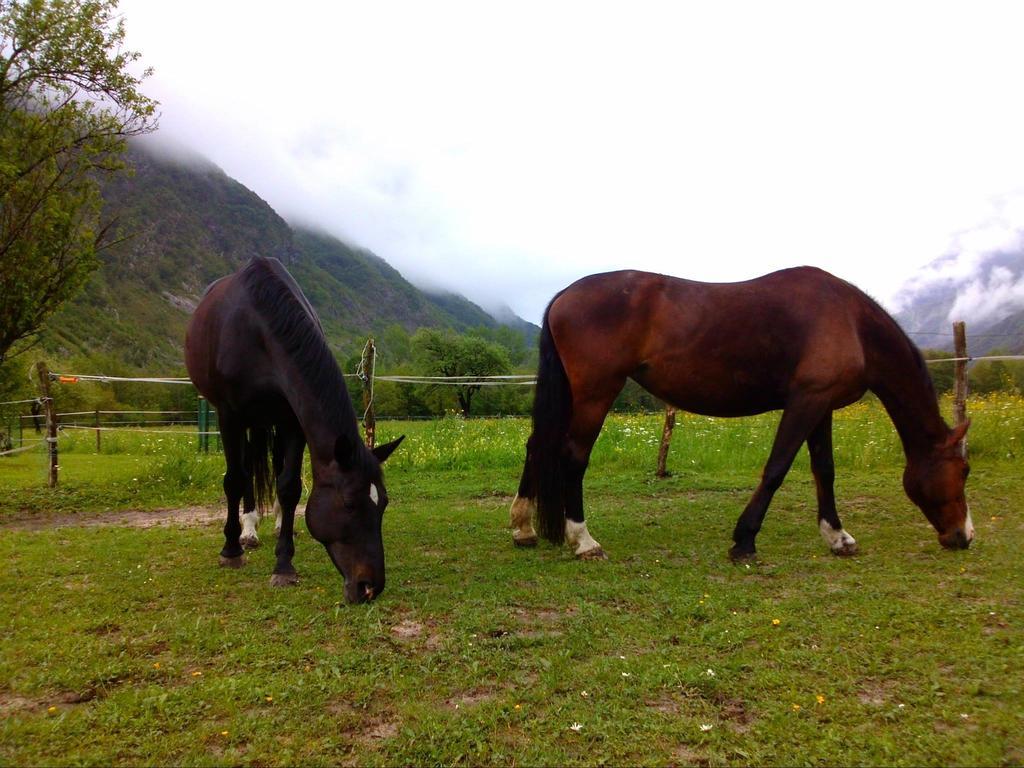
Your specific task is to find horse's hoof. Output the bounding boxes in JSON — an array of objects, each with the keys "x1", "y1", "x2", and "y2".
[
  {"x1": 270, "y1": 572, "x2": 299, "y2": 587},
  {"x1": 219, "y1": 554, "x2": 246, "y2": 568},
  {"x1": 577, "y1": 547, "x2": 607, "y2": 560},
  {"x1": 240, "y1": 535, "x2": 260, "y2": 550},
  {"x1": 831, "y1": 542, "x2": 859, "y2": 557},
  {"x1": 728, "y1": 545, "x2": 756, "y2": 562},
  {"x1": 513, "y1": 535, "x2": 538, "y2": 548}
]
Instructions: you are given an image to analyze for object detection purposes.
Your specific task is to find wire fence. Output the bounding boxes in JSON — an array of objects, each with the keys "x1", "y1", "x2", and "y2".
[
  {"x1": 3, "y1": 331, "x2": 1023, "y2": 475},
  {"x1": 0, "y1": 363, "x2": 541, "y2": 466}
]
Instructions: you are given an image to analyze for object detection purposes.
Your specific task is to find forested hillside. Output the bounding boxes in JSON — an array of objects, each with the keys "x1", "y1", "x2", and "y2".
[
  {"x1": 0, "y1": 140, "x2": 544, "y2": 415},
  {"x1": 35, "y1": 141, "x2": 536, "y2": 372}
]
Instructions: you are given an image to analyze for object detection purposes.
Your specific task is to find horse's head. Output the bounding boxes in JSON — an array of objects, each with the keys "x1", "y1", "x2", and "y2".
[
  {"x1": 305, "y1": 435, "x2": 404, "y2": 604},
  {"x1": 903, "y1": 421, "x2": 973, "y2": 550}
]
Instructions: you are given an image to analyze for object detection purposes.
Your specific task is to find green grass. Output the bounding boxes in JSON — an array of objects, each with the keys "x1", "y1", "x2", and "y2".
[{"x1": 1, "y1": 398, "x2": 1022, "y2": 765}]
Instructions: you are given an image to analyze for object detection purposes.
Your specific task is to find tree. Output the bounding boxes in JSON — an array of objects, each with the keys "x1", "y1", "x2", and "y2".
[
  {"x1": 412, "y1": 328, "x2": 512, "y2": 416},
  {"x1": 921, "y1": 348, "x2": 955, "y2": 393},
  {"x1": 0, "y1": 0, "x2": 157, "y2": 365},
  {"x1": 969, "y1": 348, "x2": 1022, "y2": 394}
]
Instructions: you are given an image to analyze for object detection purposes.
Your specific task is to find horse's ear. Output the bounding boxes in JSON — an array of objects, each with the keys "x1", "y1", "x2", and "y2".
[
  {"x1": 372, "y1": 435, "x2": 405, "y2": 464},
  {"x1": 945, "y1": 419, "x2": 970, "y2": 450}
]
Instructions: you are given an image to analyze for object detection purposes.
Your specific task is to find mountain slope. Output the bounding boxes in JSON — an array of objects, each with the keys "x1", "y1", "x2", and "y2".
[{"x1": 39, "y1": 141, "x2": 537, "y2": 370}]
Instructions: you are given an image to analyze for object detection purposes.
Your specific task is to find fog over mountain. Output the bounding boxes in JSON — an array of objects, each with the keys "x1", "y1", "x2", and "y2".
[{"x1": 892, "y1": 193, "x2": 1024, "y2": 353}]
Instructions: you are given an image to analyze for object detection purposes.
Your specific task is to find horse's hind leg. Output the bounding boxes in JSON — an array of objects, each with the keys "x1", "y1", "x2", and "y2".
[
  {"x1": 218, "y1": 412, "x2": 248, "y2": 568},
  {"x1": 562, "y1": 388, "x2": 622, "y2": 559},
  {"x1": 272, "y1": 429, "x2": 285, "y2": 538},
  {"x1": 239, "y1": 436, "x2": 261, "y2": 550},
  {"x1": 510, "y1": 455, "x2": 538, "y2": 547},
  {"x1": 270, "y1": 423, "x2": 305, "y2": 587},
  {"x1": 730, "y1": 401, "x2": 826, "y2": 561},
  {"x1": 807, "y1": 412, "x2": 858, "y2": 556}
]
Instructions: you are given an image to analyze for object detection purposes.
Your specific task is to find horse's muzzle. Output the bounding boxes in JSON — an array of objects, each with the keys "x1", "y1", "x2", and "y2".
[
  {"x1": 343, "y1": 569, "x2": 384, "y2": 604},
  {"x1": 939, "y1": 528, "x2": 972, "y2": 550}
]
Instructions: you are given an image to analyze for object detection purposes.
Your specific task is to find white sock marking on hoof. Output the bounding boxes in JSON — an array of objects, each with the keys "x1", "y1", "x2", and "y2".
[
  {"x1": 965, "y1": 505, "x2": 975, "y2": 542},
  {"x1": 509, "y1": 494, "x2": 538, "y2": 543},
  {"x1": 566, "y1": 519, "x2": 603, "y2": 557},
  {"x1": 273, "y1": 499, "x2": 283, "y2": 537},
  {"x1": 819, "y1": 519, "x2": 857, "y2": 553},
  {"x1": 240, "y1": 510, "x2": 261, "y2": 548}
]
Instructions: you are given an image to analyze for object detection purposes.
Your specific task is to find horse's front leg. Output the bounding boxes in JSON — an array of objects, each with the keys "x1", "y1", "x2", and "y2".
[
  {"x1": 730, "y1": 402, "x2": 825, "y2": 561},
  {"x1": 270, "y1": 427, "x2": 305, "y2": 587},
  {"x1": 239, "y1": 506, "x2": 262, "y2": 549},
  {"x1": 807, "y1": 412, "x2": 858, "y2": 556}
]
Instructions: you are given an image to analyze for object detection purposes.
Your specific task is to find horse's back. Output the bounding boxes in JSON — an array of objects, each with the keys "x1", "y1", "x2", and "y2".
[
  {"x1": 185, "y1": 258, "x2": 310, "y2": 412},
  {"x1": 547, "y1": 267, "x2": 875, "y2": 415}
]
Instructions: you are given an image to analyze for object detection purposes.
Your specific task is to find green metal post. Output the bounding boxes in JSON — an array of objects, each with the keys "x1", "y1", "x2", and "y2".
[{"x1": 198, "y1": 397, "x2": 208, "y2": 453}]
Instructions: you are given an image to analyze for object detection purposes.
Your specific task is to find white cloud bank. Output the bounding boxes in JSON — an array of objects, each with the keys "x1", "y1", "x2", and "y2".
[{"x1": 120, "y1": 1, "x2": 1024, "y2": 324}]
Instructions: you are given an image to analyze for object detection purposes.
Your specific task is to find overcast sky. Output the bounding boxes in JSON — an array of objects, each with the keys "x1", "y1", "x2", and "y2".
[{"x1": 118, "y1": 1, "x2": 1024, "y2": 324}]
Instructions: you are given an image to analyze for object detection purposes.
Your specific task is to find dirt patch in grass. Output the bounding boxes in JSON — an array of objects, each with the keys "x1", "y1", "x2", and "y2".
[
  {"x1": 364, "y1": 718, "x2": 399, "y2": 740},
  {"x1": 672, "y1": 742, "x2": 711, "y2": 766},
  {"x1": 645, "y1": 694, "x2": 684, "y2": 715},
  {"x1": 389, "y1": 617, "x2": 444, "y2": 651},
  {"x1": 857, "y1": 678, "x2": 899, "y2": 707},
  {"x1": 0, "y1": 686, "x2": 110, "y2": 716},
  {"x1": 0, "y1": 693, "x2": 42, "y2": 716},
  {"x1": 446, "y1": 686, "x2": 497, "y2": 709},
  {"x1": 85, "y1": 620, "x2": 121, "y2": 637},
  {"x1": 327, "y1": 699, "x2": 401, "y2": 752},
  {"x1": 718, "y1": 697, "x2": 754, "y2": 733},
  {"x1": 1, "y1": 504, "x2": 308, "y2": 531}
]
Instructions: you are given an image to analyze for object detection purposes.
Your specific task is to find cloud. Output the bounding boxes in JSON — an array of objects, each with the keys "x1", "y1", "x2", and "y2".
[
  {"x1": 889, "y1": 190, "x2": 1024, "y2": 317},
  {"x1": 948, "y1": 265, "x2": 1024, "y2": 325},
  {"x1": 118, "y1": 1, "x2": 1024, "y2": 324}
]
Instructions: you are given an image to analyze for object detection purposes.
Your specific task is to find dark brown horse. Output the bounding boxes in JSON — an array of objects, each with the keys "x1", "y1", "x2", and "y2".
[
  {"x1": 510, "y1": 267, "x2": 973, "y2": 560},
  {"x1": 185, "y1": 257, "x2": 402, "y2": 603}
]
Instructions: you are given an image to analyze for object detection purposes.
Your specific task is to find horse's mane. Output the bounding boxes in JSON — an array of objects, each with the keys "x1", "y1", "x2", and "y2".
[
  {"x1": 855, "y1": 283, "x2": 939, "y2": 403},
  {"x1": 239, "y1": 257, "x2": 360, "y2": 437}
]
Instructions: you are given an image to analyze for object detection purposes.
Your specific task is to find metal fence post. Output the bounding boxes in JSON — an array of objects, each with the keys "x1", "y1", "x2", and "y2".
[{"x1": 198, "y1": 397, "x2": 208, "y2": 454}]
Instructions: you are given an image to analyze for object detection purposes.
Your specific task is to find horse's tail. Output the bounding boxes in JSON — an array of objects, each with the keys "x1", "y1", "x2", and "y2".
[
  {"x1": 530, "y1": 300, "x2": 573, "y2": 545},
  {"x1": 247, "y1": 425, "x2": 275, "y2": 513}
]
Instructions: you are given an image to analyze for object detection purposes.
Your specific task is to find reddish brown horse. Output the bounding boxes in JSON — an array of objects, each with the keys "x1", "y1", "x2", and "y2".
[
  {"x1": 510, "y1": 267, "x2": 973, "y2": 560},
  {"x1": 185, "y1": 257, "x2": 402, "y2": 603}
]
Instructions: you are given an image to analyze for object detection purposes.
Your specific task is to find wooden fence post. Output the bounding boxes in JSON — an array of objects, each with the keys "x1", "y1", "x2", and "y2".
[
  {"x1": 952, "y1": 320, "x2": 968, "y2": 459},
  {"x1": 656, "y1": 406, "x2": 677, "y2": 477},
  {"x1": 34, "y1": 362, "x2": 58, "y2": 488},
  {"x1": 360, "y1": 338, "x2": 376, "y2": 449}
]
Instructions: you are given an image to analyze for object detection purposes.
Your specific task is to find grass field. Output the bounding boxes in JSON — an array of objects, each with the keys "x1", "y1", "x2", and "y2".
[{"x1": 1, "y1": 397, "x2": 1022, "y2": 765}]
